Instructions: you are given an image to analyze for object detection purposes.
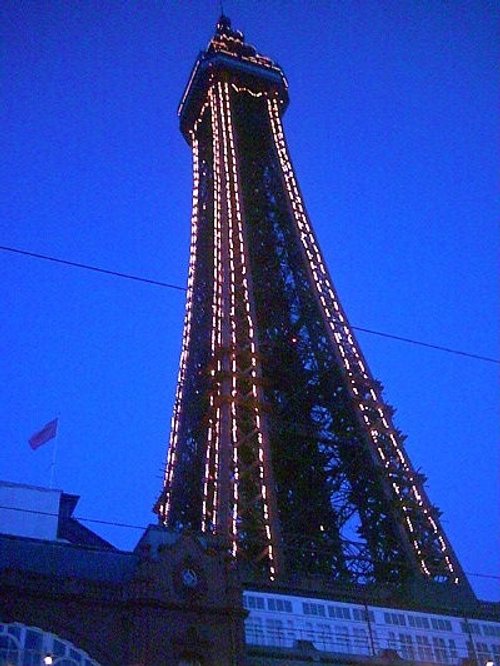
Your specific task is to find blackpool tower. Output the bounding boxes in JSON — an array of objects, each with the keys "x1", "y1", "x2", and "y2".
[{"x1": 156, "y1": 16, "x2": 470, "y2": 594}]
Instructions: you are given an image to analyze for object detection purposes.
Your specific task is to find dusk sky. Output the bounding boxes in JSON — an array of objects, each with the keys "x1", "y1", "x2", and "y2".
[{"x1": 1, "y1": 1, "x2": 498, "y2": 600}]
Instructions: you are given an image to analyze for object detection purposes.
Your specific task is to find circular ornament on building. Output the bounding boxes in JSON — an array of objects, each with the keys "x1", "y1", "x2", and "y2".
[
  {"x1": 181, "y1": 567, "x2": 199, "y2": 588},
  {"x1": 173, "y1": 560, "x2": 206, "y2": 599}
]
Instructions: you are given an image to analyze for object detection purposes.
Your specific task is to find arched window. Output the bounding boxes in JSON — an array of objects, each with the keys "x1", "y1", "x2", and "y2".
[
  {"x1": 0, "y1": 634, "x2": 20, "y2": 665},
  {"x1": 0, "y1": 623, "x2": 100, "y2": 666}
]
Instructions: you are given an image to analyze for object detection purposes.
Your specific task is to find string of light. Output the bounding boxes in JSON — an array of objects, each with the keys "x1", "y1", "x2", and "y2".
[
  {"x1": 217, "y1": 80, "x2": 241, "y2": 559},
  {"x1": 203, "y1": 84, "x2": 224, "y2": 535},
  {"x1": 221, "y1": 80, "x2": 277, "y2": 577},
  {"x1": 267, "y1": 96, "x2": 455, "y2": 581},
  {"x1": 159, "y1": 133, "x2": 202, "y2": 522}
]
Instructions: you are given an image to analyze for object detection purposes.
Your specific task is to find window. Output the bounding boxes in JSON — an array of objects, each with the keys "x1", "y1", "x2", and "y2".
[
  {"x1": 409, "y1": 615, "x2": 430, "y2": 629},
  {"x1": 267, "y1": 597, "x2": 292, "y2": 612},
  {"x1": 266, "y1": 619, "x2": 284, "y2": 647},
  {"x1": 334, "y1": 626, "x2": 350, "y2": 653},
  {"x1": 433, "y1": 636, "x2": 448, "y2": 662},
  {"x1": 328, "y1": 605, "x2": 351, "y2": 620},
  {"x1": 466, "y1": 641, "x2": 475, "y2": 659},
  {"x1": 0, "y1": 623, "x2": 99, "y2": 666},
  {"x1": 246, "y1": 595, "x2": 265, "y2": 610},
  {"x1": 476, "y1": 642, "x2": 490, "y2": 662},
  {"x1": 387, "y1": 631, "x2": 398, "y2": 651},
  {"x1": 353, "y1": 627, "x2": 369, "y2": 655},
  {"x1": 24, "y1": 630, "x2": 43, "y2": 666},
  {"x1": 7, "y1": 626, "x2": 21, "y2": 640},
  {"x1": 286, "y1": 620, "x2": 295, "y2": 648},
  {"x1": 491, "y1": 643, "x2": 500, "y2": 660},
  {"x1": 340, "y1": 607, "x2": 350, "y2": 620},
  {"x1": 246, "y1": 617, "x2": 264, "y2": 645},
  {"x1": 484, "y1": 625, "x2": 500, "y2": 638},
  {"x1": 431, "y1": 618, "x2": 453, "y2": 632},
  {"x1": 0, "y1": 635, "x2": 20, "y2": 665},
  {"x1": 304, "y1": 622, "x2": 314, "y2": 642},
  {"x1": 416, "y1": 635, "x2": 433, "y2": 661},
  {"x1": 399, "y1": 634, "x2": 415, "y2": 660},
  {"x1": 303, "y1": 602, "x2": 325, "y2": 617},
  {"x1": 318, "y1": 623, "x2": 333, "y2": 651},
  {"x1": 353, "y1": 608, "x2": 375, "y2": 623},
  {"x1": 384, "y1": 613, "x2": 406, "y2": 627}
]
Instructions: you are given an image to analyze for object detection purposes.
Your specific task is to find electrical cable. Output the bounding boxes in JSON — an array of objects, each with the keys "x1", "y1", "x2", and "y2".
[
  {"x1": 0, "y1": 244, "x2": 185, "y2": 292},
  {"x1": 0, "y1": 503, "x2": 498, "y2": 582},
  {"x1": 352, "y1": 326, "x2": 499, "y2": 365},
  {"x1": 1, "y1": 244, "x2": 498, "y2": 364},
  {"x1": 0, "y1": 504, "x2": 145, "y2": 531}
]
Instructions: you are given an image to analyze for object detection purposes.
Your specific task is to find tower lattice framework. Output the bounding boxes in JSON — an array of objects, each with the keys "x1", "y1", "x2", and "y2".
[{"x1": 156, "y1": 16, "x2": 469, "y2": 591}]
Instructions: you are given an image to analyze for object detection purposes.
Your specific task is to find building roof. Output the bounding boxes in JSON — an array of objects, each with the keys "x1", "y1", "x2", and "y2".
[{"x1": 0, "y1": 532, "x2": 138, "y2": 583}]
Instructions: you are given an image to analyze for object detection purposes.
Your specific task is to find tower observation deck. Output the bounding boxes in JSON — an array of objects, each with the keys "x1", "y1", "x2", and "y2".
[{"x1": 156, "y1": 16, "x2": 471, "y2": 595}]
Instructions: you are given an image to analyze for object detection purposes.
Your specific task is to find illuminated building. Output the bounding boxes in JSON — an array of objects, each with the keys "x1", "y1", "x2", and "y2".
[
  {"x1": 154, "y1": 15, "x2": 500, "y2": 663},
  {"x1": 156, "y1": 14, "x2": 469, "y2": 593}
]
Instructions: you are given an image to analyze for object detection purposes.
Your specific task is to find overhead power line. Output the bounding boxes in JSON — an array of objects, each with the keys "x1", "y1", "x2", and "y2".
[
  {"x1": 352, "y1": 326, "x2": 499, "y2": 365},
  {"x1": 0, "y1": 244, "x2": 185, "y2": 292},
  {"x1": 0, "y1": 504, "x2": 498, "y2": 582},
  {"x1": 1, "y1": 244, "x2": 498, "y2": 365}
]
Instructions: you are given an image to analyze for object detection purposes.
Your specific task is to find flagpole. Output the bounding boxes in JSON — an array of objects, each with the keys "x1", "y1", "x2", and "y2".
[{"x1": 49, "y1": 416, "x2": 60, "y2": 489}]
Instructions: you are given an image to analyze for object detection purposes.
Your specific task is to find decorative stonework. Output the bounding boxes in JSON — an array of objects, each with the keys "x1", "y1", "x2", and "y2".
[{"x1": 0, "y1": 528, "x2": 246, "y2": 666}]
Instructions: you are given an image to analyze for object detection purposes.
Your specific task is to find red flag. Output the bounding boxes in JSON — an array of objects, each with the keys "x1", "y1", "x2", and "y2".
[{"x1": 29, "y1": 418, "x2": 58, "y2": 450}]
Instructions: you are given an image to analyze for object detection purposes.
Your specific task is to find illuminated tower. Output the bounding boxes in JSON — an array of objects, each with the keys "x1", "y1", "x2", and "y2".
[{"x1": 156, "y1": 16, "x2": 470, "y2": 593}]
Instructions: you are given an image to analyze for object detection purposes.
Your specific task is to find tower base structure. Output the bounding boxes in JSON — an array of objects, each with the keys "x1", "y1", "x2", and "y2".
[{"x1": 0, "y1": 482, "x2": 498, "y2": 665}]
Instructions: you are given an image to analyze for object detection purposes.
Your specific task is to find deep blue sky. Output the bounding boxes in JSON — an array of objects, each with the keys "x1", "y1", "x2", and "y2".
[{"x1": 1, "y1": 1, "x2": 498, "y2": 600}]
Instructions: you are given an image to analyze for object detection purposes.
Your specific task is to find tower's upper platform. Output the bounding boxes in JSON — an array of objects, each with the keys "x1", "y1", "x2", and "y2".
[{"x1": 179, "y1": 16, "x2": 289, "y2": 141}]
